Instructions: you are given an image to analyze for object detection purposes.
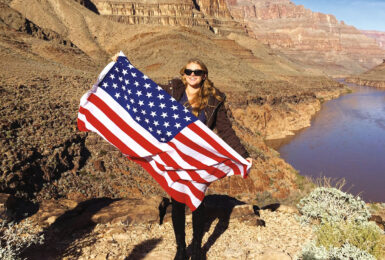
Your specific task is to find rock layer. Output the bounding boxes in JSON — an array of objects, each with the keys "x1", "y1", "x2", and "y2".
[
  {"x1": 361, "y1": 30, "x2": 385, "y2": 49},
  {"x1": 225, "y1": 0, "x2": 385, "y2": 75}
]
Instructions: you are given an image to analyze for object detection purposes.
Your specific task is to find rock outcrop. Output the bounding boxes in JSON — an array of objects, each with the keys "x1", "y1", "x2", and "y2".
[
  {"x1": 225, "y1": 0, "x2": 385, "y2": 76},
  {"x1": 90, "y1": 0, "x2": 246, "y2": 35}
]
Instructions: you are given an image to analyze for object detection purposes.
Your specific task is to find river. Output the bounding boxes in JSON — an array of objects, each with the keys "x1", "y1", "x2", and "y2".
[{"x1": 267, "y1": 81, "x2": 385, "y2": 202}]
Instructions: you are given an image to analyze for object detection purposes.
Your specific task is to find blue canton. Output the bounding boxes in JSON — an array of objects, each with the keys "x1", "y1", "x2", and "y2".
[{"x1": 99, "y1": 56, "x2": 198, "y2": 143}]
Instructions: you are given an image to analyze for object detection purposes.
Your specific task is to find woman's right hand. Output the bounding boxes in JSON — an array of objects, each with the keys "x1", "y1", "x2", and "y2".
[{"x1": 111, "y1": 52, "x2": 120, "y2": 62}]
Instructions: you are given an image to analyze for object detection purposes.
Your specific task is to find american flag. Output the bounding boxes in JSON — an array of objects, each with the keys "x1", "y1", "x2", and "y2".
[{"x1": 77, "y1": 52, "x2": 251, "y2": 211}]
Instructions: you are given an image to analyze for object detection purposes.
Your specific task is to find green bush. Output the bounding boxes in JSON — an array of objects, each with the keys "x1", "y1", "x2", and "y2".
[
  {"x1": 297, "y1": 187, "x2": 370, "y2": 224},
  {"x1": 301, "y1": 242, "x2": 376, "y2": 260},
  {"x1": 315, "y1": 221, "x2": 385, "y2": 259}
]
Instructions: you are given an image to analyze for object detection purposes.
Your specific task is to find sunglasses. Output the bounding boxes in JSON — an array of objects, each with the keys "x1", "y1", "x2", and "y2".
[{"x1": 184, "y1": 69, "x2": 206, "y2": 76}]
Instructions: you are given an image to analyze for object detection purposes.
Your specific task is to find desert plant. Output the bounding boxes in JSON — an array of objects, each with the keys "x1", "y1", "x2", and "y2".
[
  {"x1": 0, "y1": 219, "x2": 44, "y2": 260},
  {"x1": 301, "y1": 241, "x2": 376, "y2": 260},
  {"x1": 297, "y1": 187, "x2": 370, "y2": 224},
  {"x1": 315, "y1": 220, "x2": 385, "y2": 259}
]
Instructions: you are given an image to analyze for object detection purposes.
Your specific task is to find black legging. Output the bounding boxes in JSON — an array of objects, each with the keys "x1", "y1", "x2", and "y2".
[{"x1": 172, "y1": 198, "x2": 205, "y2": 260}]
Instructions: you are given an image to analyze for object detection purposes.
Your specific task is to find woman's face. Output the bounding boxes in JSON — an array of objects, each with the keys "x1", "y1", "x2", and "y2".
[{"x1": 184, "y1": 62, "x2": 206, "y2": 89}]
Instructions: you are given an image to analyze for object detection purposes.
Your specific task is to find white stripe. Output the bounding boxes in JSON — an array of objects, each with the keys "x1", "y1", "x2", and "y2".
[
  {"x1": 195, "y1": 120, "x2": 251, "y2": 166},
  {"x1": 81, "y1": 102, "x2": 151, "y2": 157},
  {"x1": 148, "y1": 159, "x2": 203, "y2": 208},
  {"x1": 170, "y1": 137, "x2": 237, "y2": 179}
]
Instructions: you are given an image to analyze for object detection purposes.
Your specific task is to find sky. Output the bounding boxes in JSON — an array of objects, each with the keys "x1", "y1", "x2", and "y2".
[{"x1": 291, "y1": 0, "x2": 385, "y2": 31}]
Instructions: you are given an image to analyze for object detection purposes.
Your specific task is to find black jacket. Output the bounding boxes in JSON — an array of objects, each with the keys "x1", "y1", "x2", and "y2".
[{"x1": 161, "y1": 78, "x2": 249, "y2": 158}]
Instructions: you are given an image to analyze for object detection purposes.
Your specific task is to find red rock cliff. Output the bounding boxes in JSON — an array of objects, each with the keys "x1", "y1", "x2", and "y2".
[{"x1": 225, "y1": 0, "x2": 385, "y2": 75}]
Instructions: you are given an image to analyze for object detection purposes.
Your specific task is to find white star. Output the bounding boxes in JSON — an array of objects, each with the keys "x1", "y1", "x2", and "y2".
[
  {"x1": 128, "y1": 64, "x2": 134, "y2": 69},
  {"x1": 159, "y1": 103, "x2": 166, "y2": 109},
  {"x1": 161, "y1": 112, "x2": 168, "y2": 118},
  {"x1": 112, "y1": 83, "x2": 118, "y2": 89},
  {"x1": 102, "y1": 82, "x2": 108, "y2": 88},
  {"x1": 130, "y1": 98, "x2": 135, "y2": 104},
  {"x1": 163, "y1": 122, "x2": 170, "y2": 128},
  {"x1": 160, "y1": 137, "x2": 166, "y2": 142},
  {"x1": 144, "y1": 83, "x2": 151, "y2": 89},
  {"x1": 136, "y1": 90, "x2": 142, "y2": 96},
  {"x1": 138, "y1": 100, "x2": 144, "y2": 106},
  {"x1": 135, "y1": 116, "x2": 141, "y2": 121},
  {"x1": 114, "y1": 67, "x2": 119, "y2": 72},
  {"x1": 154, "y1": 121, "x2": 159, "y2": 126},
  {"x1": 150, "y1": 111, "x2": 157, "y2": 117},
  {"x1": 183, "y1": 107, "x2": 189, "y2": 113},
  {"x1": 109, "y1": 74, "x2": 115, "y2": 79},
  {"x1": 127, "y1": 89, "x2": 132, "y2": 95},
  {"x1": 148, "y1": 127, "x2": 153, "y2": 132},
  {"x1": 142, "y1": 75, "x2": 149, "y2": 80},
  {"x1": 131, "y1": 72, "x2": 137, "y2": 77},
  {"x1": 157, "y1": 94, "x2": 164, "y2": 100},
  {"x1": 122, "y1": 69, "x2": 128, "y2": 75},
  {"x1": 121, "y1": 86, "x2": 126, "y2": 90},
  {"x1": 134, "y1": 81, "x2": 139, "y2": 87},
  {"x1": 166, "y1": 131, "x2": 172, "y2": 137},
  {"x1": 170, "y1": 97, "x2": 176, "y2": 102},
  {"x1": 125, "y1": 80, "x2": 129, "y2": 85},
  {"x1": 124, "y1": 95, "x2": 128, "y2": 100},
  {"x1": 126, "y1": 104, "x2": 131, "y2": 110},
  {"x1": 157, "y1": 86, "x2": 162, "y2": 91},
  {"x1": 172, "y1": 114, "x2": 179, "y2": 120},
  {"x1": 145, "y1": 118, "x2": 149, "y2": 123},
  {"x1": 175, "y1": 123, "x2": 181, "y2": 129},
  {"x1": 133, "y1": 108, "x2": 138, "y2": 113},
  {"x1": 118, "y1": 77, "x2": 123, "y2": 82},
  {"x1": 141, "y1": 110, "x2": 146, "y2": 115},
  {"x1": 115, "y1": 93, "x2": 120, "y2": 99},
  {"x1": 149, "y1": 102, "x2": 154, "y2": 108},
  {"x1": 184, "y1": 116, "x2": 191, "y2": 121},
  {"x1": 146, "y1": 92, "x2": 152, "y2": 98},
  {"x1": 171, "y1": 105, "x2": 178, "y2": 110}
]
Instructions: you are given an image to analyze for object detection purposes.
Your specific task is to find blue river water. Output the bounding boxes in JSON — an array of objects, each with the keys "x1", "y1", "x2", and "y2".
[{"x1": 269, "y1": 81, "x2": 385, "y2": 202}]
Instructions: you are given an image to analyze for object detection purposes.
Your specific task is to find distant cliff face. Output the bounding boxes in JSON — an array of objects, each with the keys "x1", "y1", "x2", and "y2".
[
  {"x1": 90, "y1": 0, "x2": 244, "y2": 35},
  {"x1": 361, "y1": 30, "x2": 385, "y2": 49},
  {"x1": 225, "y1": 0, "x2": 385, "y2": 75}
]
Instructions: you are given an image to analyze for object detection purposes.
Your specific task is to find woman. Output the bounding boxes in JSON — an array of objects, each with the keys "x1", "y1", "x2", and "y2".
[{"x1": 160, "y1": 59, "x2": 252, "y2": 260}]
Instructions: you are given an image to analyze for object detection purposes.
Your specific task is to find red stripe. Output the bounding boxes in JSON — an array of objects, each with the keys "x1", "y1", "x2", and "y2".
[
  {"x1": 152, "y1": 160, "x2": 205, "y2": 201},
  {"x1": 77, "y1": 118, "x2": 90, "y2": 132},
  {"x1": 175, "y1": 131, "x2": 240, "y2": 176},
  {"x1": 167, "y1": 142, "x2": 226, "y2": 180},
  {"x1": 188, "y1": 123, "x2": 242, "y2": 176},
  {"x1": 133, "y1": 158, "x2": 200, "y2": 211},
  {"x1": 79, "y1": 107, "x2": 139, "y2": 157},
  {"x1": 88, "y1": 94, "x2": 162, "y2": 155}
]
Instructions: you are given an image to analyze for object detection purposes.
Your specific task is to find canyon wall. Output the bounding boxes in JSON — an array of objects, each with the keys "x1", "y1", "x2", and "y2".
[
  {"x1": 361, "y1": 30, "x2": 385, "y2": 50},
  {"x1": 90, "y1": 0, "x2": 245, "y2": 35},
  {"x1": 225, "y1": 0, "x2": 385, "y2": 75}
]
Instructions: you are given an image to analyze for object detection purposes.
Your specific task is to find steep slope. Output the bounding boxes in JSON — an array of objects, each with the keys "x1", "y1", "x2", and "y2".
[
  {"x1": 225, "y1": 0, "x2": 385, "y2": 76},
  {"x1": 346, "y1": 60, "x2": 385, "y2": 88}
]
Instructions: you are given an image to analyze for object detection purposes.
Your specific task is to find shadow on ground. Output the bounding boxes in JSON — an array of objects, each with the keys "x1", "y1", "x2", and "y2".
[{"x1": 22, "y1": 197, "x2": 118, "y2": 259}]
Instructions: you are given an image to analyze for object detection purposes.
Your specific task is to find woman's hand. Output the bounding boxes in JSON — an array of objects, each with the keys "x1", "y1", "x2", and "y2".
[{"x1": 111, "y1": 52, "x2": 120, "y2": 62}]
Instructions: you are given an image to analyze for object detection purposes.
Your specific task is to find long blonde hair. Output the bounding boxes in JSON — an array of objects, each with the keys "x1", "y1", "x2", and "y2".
[{"x1": 179, "y1": 59, "x2": 223, "y2": 116}]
